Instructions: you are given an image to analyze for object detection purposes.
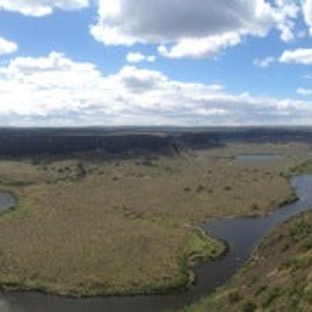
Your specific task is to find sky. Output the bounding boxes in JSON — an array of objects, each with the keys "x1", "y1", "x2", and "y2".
[{"x1": 0, "y1": 0, "x2": 312, "y2": 127}]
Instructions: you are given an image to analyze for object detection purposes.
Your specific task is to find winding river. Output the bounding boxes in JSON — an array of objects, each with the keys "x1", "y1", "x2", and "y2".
[{"x1": 1, "y1": 175, "x2": 312, "y2": 312}]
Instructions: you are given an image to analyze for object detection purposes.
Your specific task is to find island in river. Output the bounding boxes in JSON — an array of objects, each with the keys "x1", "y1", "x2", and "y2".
[{"x1": 0, "y1": 127, "x2": 311, "y2": 310}]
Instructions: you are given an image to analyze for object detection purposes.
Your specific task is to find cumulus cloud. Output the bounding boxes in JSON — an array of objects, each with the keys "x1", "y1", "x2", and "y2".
[
  {"x1": 126, "y1": 52, "x2": 155, "y2": 63},
  {"x1": 296, "y1": 87, "x2": 312, "y2": 96},
  {"x1": 255, "y1": 48, "x2": 312, "y2": 66},
  {"x1": 0, "y1": 52, "x2": 311, "y2": 126},
  {"x1": 274, "y1": 0, "x2": 299, "y2": 41},
  {"x1": 158, "y1": 33, "x2": 242, "y2": 59},
  {"x1": 280, "y1": 48, "x2": 312, "y2": 64},
  {"x1": 302, "y1": 0, "x2": 312, "y2": 35},
  {"x1": 0, "y1": 0, "x2": 89, "y2": 16},
  {"x1": 0, "y1": 37, "x2": 18, "y2": 55},
  {"x1": 254, "y1": 56, "x2": 276, "y2": 67},
  {"x1": 90, "y1": 0, "x2": 298, "y2": 59}
]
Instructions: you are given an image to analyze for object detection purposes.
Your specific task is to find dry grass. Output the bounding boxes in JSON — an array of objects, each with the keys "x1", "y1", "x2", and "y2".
[{"x1": 0, "y1": 142, "x2": 310, "y2": 296}]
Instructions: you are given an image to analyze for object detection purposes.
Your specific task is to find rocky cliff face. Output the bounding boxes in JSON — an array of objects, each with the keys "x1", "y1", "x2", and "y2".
[{"x1": 0, "y1": 127, "x2": 310, "y2": 159}]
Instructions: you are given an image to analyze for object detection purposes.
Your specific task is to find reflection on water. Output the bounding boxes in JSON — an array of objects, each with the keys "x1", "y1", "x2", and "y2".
[
  {"x1": 0, "y1": 193, "x2": 16, "y2": 214},
  {"x1": 235, "y1": 153, "x2": 283, "y2": 162},
  {"x1": 1, "y1": 175, "x2": 312, "y2": 312},
  {"x1": 0, "y1": 299, "x2": 10, "y2": 312}
]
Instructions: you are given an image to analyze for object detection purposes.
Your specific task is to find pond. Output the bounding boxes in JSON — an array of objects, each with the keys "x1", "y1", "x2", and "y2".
[
  {"x1": 0, "y1": 193, "x2": 16, "y2": 214},
  {"x1": 235, "y1": 153, "x2": 283, "y2": 162}
]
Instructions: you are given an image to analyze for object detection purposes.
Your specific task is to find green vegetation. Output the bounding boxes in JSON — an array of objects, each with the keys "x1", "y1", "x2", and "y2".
[
  {"x1": 287, "y1": 156, "x2": 312, "y2": 176},
  {"x1": 0, "y1": 142, "x2": 310, "y2": 296}
]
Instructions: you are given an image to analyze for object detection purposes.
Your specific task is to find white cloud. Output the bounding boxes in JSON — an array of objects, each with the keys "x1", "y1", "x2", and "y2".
[
  {"x1": 0, "y1": 37, "x2": 18, "y2": 55},
  {"x1": 207, "y1": 84, "x2": 224, "y2": 92},
  {"x1": 296, "y1": 87, "x2": 312, "y2": 96},
  {"x1": 280, "y1": 48, "x2": 312, "y2": 64},
  {"x1": 0, "y1": 52, "x2": 311, "y2": 126},
  {"x1": 126, "y1": 52, "x2": 155, "y2": 64},
  {"x1": 254, "y1": 56, "x2": 276, "y2": 67},
  {"x1": 158, "y1": 33, "x2": 242, "y2": 59},
  {"x1": 90, "y1": 0, "x2": 298, "y2": 59},
  {"x1": 274, "y1": 0, "x2": 299, "y2": 42},
  {"x1": 302, "y1": 0, "x2": 312, "y2": 35},
  {"x1": 255, "y1": 48, "x2": 312, "y2": 66},
  {"x1": 0, "y1": 0, "x2": 89, "y2": 16}
]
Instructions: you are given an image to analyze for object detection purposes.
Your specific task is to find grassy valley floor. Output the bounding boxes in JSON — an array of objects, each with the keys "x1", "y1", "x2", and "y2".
[{"x1": 0, "y1": 142, "x2": 310, "y2": 296}]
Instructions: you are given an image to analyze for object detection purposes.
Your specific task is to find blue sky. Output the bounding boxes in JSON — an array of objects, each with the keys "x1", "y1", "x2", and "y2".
[{"x1": 0, "y1": 0, "x2": 312, "y2": 126}]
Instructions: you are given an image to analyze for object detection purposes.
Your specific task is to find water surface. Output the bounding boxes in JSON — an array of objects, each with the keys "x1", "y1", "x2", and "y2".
[
  {"x1": 0, "y1": 193, "x2": 16, "y2": 214},
  {"x1": 235, "y1": 153, "x2": 283, "y2": 162}
]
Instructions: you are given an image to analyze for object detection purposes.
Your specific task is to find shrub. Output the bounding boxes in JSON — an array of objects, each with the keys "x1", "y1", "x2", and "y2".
[
  {"x1": 228, "y1": 290, "x2": 241, "y2": 303},
  {"x1": 242, "y1": 300, "x2": 256, "y2": 312}
]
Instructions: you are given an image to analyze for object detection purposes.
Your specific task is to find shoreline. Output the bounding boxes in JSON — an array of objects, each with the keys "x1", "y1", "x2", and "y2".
[{"x1": 0, "y1": 228, "x2": 225, "y2": 299}]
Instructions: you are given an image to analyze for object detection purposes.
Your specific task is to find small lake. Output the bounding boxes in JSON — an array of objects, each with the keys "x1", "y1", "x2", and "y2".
[
  {"x1": 0, "y1": 193, "x2": 16, "y2": 214},
  {"x1": 235, "y1": 153, "x2": 283, "y2": 162},
  {"x1": 1, "y1": 175, "x2": 312, "y2": 312}
]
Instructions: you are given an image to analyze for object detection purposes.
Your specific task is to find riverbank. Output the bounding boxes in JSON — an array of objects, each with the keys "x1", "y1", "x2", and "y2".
[
  {"x1": 0, "y1": 226, "x2": 224, "y2": 297},
  {"x1": 186, "y1": 207, "x2": 312, "y2": 312}
]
